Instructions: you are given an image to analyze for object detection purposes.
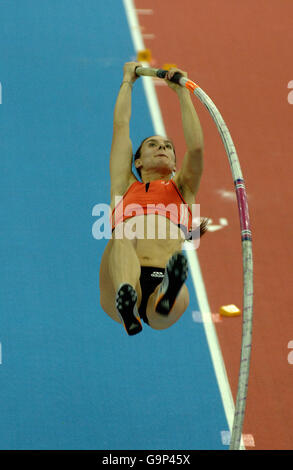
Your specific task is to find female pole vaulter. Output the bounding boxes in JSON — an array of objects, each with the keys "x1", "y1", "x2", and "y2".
[{"x1": 99, "y1": 62, "x2": 208, "y2": 336}]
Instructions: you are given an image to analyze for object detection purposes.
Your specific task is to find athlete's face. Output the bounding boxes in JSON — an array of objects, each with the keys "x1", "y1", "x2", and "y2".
[{"x1": 137, "y1": 136, "x2": 176, "y2": 175}]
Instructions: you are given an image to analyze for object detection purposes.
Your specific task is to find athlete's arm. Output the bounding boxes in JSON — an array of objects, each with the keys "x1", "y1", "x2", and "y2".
[
  {"x1": 177, "y1": 88, "x2": 204, "y2": 195},
  {"x1": 166, "y1": 69, "x2": 204, "y2": 195},
  {"x1": 110, "y1": 62, "x2": 141, "y2": 196}
]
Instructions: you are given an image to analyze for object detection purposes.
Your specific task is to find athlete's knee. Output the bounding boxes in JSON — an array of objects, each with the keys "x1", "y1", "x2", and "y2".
[
  {"x1": 100, "y1": 292, "x2": 106, "y2": 310},
  {"x1": 148, "y1": 315, "x2": 172, "y2": 331},
  {"x1": 99, "y1": 290, "x2": 109, "y2": 314}
]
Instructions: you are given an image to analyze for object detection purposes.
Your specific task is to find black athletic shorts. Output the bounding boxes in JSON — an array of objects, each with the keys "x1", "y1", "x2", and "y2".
[{"x1": 138, "y1": 266, "x2": 165, "y2": 325}]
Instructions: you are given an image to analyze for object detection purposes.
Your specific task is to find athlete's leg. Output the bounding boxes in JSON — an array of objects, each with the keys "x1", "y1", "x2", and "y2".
[
  {"x1": 146, "y1": 283, "x2": 190, "y2": 330},
  {"x1": 109, "y1": 237, "x2": 141, "y2": 292},
  {"x1": 110, "y1": 236, "x2": 144, "y2": 335},
  {"x1": 99, "y1": 236, "x2": 142, "y2": 325}
]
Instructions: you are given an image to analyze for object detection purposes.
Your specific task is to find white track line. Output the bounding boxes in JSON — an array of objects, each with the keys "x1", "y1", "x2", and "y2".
[{"x1": 123, "y1": 0, "x2": 245, "y2": 450}]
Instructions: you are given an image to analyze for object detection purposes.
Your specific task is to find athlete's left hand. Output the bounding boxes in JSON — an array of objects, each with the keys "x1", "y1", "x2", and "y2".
[{"x1": 165, "y1": 68, "x2": 188, "y2": 93}]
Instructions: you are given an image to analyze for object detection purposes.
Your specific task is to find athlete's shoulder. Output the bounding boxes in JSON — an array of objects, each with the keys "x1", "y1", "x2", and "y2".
[
  {"x1": 171, "y1": 173, "x2": 195, "y2": 205},
  {"x1": 110, "y1": 174, "x2": 140, "y2": 209}
]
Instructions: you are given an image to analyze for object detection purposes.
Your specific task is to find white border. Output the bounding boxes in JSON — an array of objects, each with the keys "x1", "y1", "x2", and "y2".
[{"x1": 123, "y1": 0, "x2": 244, "y2": 450}]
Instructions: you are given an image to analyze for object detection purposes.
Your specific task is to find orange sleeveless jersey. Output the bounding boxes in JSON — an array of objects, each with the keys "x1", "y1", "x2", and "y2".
[{"x1": 111, "y1": 179, "x2": 192, "y2": 232}]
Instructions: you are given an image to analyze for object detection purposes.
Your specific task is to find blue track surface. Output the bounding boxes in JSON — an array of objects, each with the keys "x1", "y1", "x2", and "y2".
[{"x1": 0, "y1": 0, "x2": 228, "y2": 449}]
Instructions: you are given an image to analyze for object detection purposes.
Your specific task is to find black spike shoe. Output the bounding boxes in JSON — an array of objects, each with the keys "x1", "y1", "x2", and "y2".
[
  {"x1": 116, "y1": 283, "x2": 143, "y2": 336},
  {"x1": 155, "y1": 252, "x2": 188, "y2": 316}
]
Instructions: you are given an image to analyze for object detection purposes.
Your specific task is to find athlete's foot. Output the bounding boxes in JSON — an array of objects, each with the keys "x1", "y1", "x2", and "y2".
[
  {"x1": 155, "y1": 252, "x2": 188, "y2": 316},
  {"x1": 115, "y1": 283, "x2": 143, "y2": 336}
]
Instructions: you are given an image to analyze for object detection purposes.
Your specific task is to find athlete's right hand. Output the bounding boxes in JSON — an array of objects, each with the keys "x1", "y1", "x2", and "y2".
[{"x1": 123, "y1": 62, "x2": 142, "y2": 83}]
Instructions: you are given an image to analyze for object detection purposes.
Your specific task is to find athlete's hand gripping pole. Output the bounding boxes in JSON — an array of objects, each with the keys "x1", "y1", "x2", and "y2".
[{"x1": 135, "y1": 66, "x2": 199, "y2": 92}]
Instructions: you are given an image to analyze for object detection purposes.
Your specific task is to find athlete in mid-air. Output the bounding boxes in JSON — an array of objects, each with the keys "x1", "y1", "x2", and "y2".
[{"x1": 99, "y1": 62, "x2": 207, "y2": 335}]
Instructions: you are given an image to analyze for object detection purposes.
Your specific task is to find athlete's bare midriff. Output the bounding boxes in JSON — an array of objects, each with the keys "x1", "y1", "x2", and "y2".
[{"x1": 112, "y1": 214, "x2": 185, "y2": 267}]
